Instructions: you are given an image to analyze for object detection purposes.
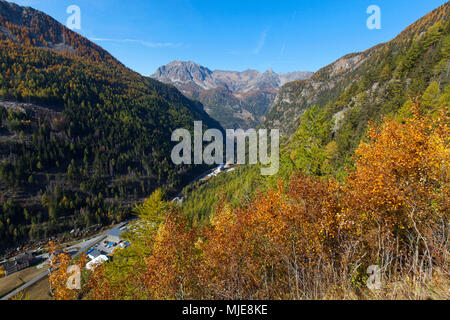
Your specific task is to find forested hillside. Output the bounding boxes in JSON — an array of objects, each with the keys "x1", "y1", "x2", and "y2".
[{"x1": 0, "y1": 0, "x2": 221, "y2": 253}]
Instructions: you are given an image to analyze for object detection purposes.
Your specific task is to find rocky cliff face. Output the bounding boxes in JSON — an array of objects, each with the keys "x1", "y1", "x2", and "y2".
[{"x1": 152, "y1": 61, "x2": 313, "y2": 128}]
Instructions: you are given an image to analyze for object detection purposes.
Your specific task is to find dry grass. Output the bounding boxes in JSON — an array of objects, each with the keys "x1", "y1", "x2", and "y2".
[{"x1": 0, "y1": 264, "x2": 47, "y2": 297}]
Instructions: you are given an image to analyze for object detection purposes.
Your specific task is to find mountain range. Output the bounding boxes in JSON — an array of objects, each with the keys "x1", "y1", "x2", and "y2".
[{"x1": 152, "y1": 61, "x2": 313, "y2": 128}]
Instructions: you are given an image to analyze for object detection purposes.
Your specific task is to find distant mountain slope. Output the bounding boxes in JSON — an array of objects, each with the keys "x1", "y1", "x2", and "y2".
[
  {"x1": 265, "y1": 2, "x2": 449, "y2": 137},
  {"x1": 152, "y1": 60, "x2": 313, "y2": 128},
  {"x1": 0, "y1": 0, "x2": 222, "y2": 253}
]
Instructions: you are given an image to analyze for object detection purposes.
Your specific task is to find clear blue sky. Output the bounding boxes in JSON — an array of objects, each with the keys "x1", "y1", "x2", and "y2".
[{"x1": 9, "y1": 0, "x2": 448, "y2": 75}]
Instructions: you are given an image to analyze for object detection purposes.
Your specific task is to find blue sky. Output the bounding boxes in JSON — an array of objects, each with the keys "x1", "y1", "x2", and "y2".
[{"x1": 9, "y1": 0, "x2": 448, "y2": 75}]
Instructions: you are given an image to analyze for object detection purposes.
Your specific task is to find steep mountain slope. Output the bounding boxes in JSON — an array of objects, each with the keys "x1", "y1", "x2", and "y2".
[
  {"x1": 0, "y1": 0, "x2": 222, "y2": 252},
  {"x1": 152, "y1": 61, "x2": 313, "y2": 128},
  {"x1": 265, "y1": 2, "x2": 449, "y2": 138}
]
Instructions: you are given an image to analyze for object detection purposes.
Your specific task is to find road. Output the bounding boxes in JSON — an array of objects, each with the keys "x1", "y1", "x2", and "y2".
[{"x1": 0, "y1": 221, "x2": 128, "y2": 300}]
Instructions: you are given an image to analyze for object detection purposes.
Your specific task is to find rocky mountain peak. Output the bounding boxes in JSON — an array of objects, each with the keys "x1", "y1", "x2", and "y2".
[{"x1": 151, "y1": 61, "x2": 314, "y2": 128}]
